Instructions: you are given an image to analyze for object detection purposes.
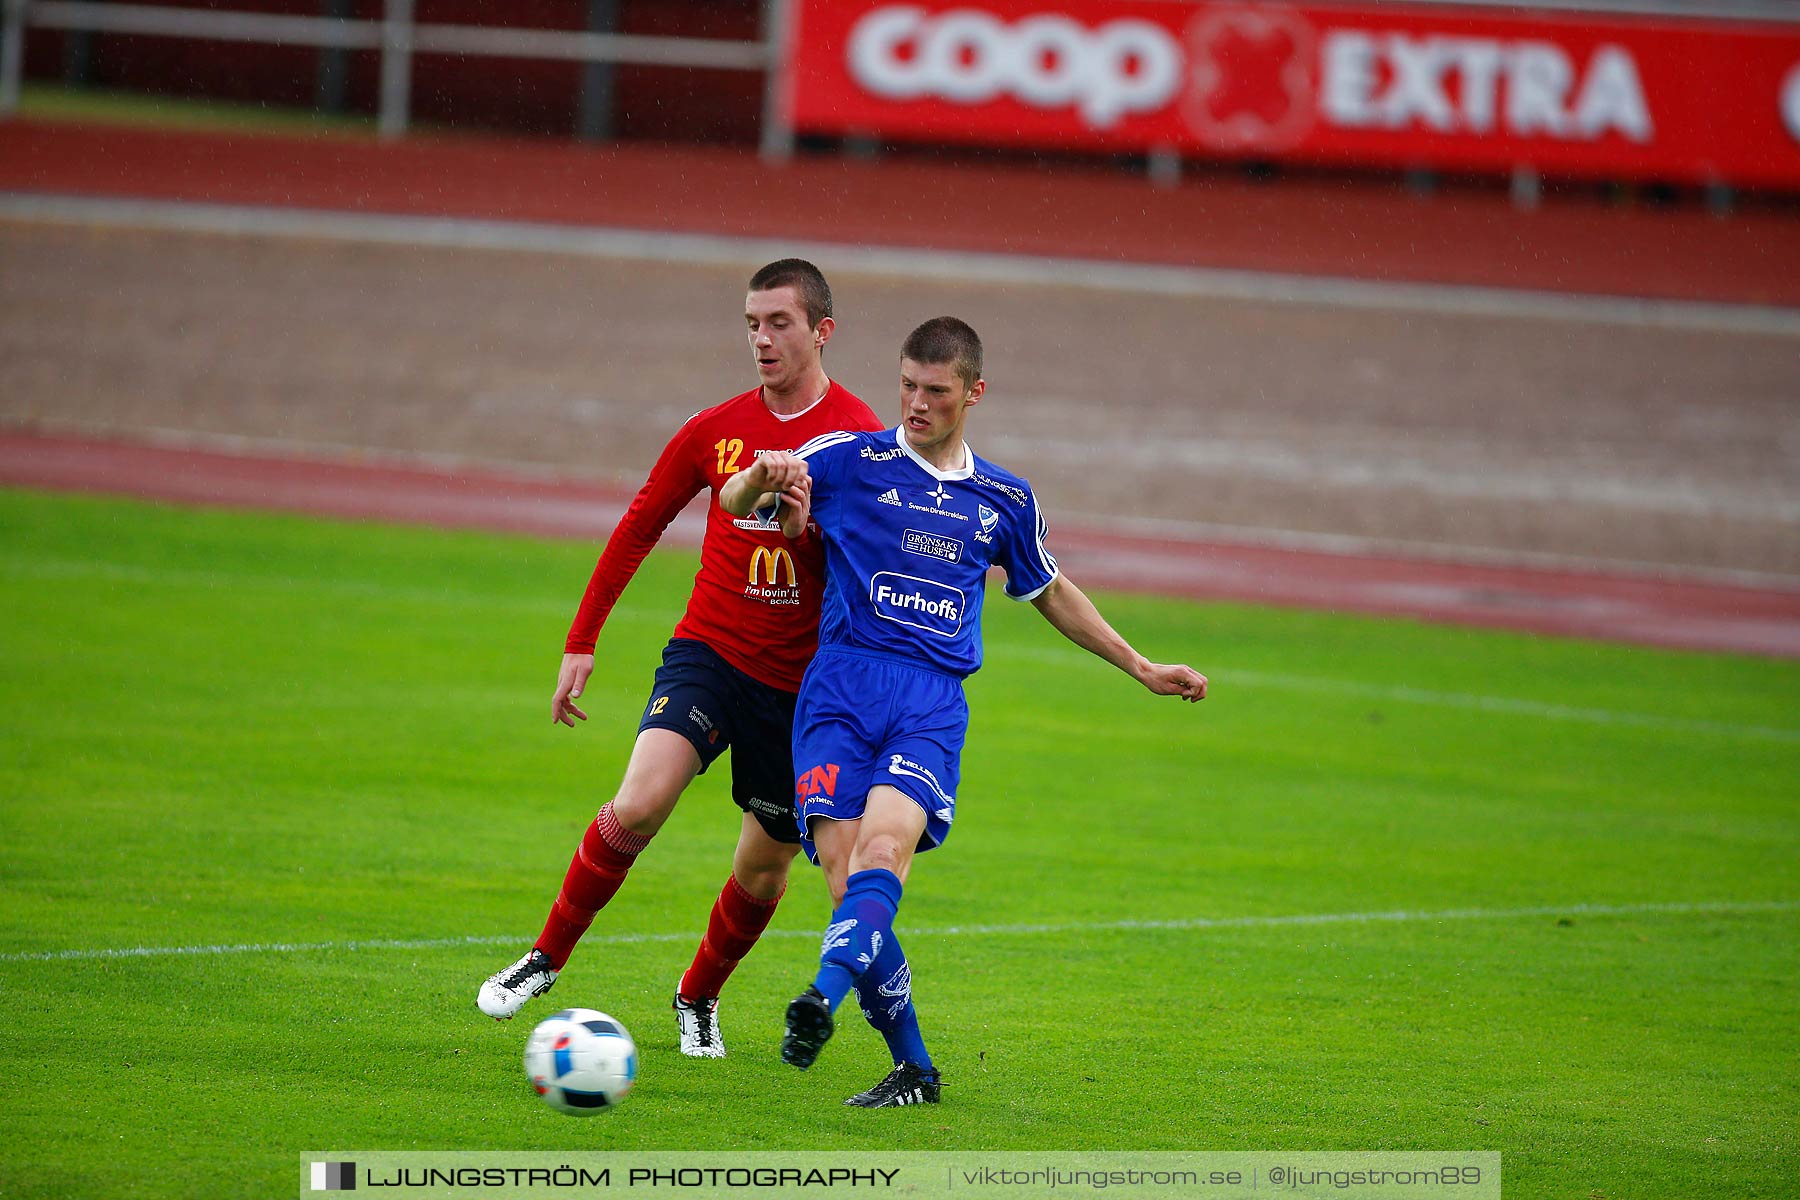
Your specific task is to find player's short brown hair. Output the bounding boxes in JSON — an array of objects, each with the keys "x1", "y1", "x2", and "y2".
[
  {"x1": 748, "y1": 259, "x2": 833, "y2": 329},
  {"x1": 901, "y1": 317, "x2": 983, "y2": 390}
]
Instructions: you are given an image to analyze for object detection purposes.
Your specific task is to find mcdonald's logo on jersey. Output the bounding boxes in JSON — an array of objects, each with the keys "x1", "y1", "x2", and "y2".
[{"x1": 748, "y1": 546, "x2": 798, "y2": 588}]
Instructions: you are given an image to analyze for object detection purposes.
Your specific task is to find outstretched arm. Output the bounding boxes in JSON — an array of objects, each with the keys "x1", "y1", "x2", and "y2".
[
  {"x1": 1029, "y1": 575, "x2": 1207, "y2": 701},
  {"x1": 558, "y1": 422, "x2": 707, "y2": 726}
]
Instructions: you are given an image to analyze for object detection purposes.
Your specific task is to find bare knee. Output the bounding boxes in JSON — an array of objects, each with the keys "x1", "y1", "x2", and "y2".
[
  {"x1": 733, "y1": 843, "x2": 797, "y2": 899},
  {"x1": 849, "y1": 833, "x2": 907, "y2": 878},
  {"x1": 728, "y1": 815, "x2": 799, "y2": 899},
  {"x1": 607, "y1": 730, "x2": 700, "y2": 835},
  {"x1": 736, "y1": 860, "x2": 790, "y2": 899},
  {"x1": 607, "y1": 786, "x2": 673, "y2": 836}
]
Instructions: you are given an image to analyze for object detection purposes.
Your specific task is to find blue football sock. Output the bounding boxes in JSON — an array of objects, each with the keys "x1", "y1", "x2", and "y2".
[
  {"x1": 854, "y1": 927, "x2": 933, "y2": 1070},
  {"x1": 813, "y1": 868, "x2": 903, "y2": 1013}
]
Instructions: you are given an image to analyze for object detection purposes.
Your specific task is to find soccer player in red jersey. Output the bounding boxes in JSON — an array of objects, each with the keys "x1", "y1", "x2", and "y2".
[{"x1": 477, "y1": 260, "x2": 883, "y2": 1057}]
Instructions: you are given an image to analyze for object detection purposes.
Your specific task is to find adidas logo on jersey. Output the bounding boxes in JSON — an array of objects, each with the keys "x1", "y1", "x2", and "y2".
[{"x1": 877, "y1": 489, "x2": 902, "y2": 507}]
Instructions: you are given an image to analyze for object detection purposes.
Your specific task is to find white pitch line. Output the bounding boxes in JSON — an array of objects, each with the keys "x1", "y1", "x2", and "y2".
[
  {"x1": 1, "y1": 899, "x2": 1793, "y2": 965},
  {"x1": 5, "y1": 192, "x2": 1799, "y2": 337}
]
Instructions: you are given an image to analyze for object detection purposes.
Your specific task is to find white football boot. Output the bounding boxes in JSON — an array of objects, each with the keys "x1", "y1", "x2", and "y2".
[
  {"x1": 672, "y1": 992, "x2": 726, "y2": 1058},
  {"x1": 477, "y1": 948, "x2": 558, "y2": 1019}
]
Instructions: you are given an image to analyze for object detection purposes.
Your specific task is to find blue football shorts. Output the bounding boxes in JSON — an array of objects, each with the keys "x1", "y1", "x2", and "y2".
[
  {"x1": 791, "y1": 647, "x2": 967, "y2": 863},
  {"x1": 637, "y1": 637, "x2": 800, "y2": 844}
]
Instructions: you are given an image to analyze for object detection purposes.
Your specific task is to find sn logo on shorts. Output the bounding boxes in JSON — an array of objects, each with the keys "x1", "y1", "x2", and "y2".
[{"x1": 797, "y1": 763, "x2": 840, "y2": 805}]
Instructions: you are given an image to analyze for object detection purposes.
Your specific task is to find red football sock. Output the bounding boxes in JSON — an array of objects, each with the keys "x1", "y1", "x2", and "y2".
[
  {"x1": 679, "y1": 874, "x2": 783, "y2": 1000},
  {"x1": 534, "y1": 803, "x2": 653, "y2": 969}
]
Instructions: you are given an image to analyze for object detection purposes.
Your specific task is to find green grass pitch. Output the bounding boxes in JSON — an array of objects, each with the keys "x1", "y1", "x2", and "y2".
[{"x1": 0, "y1": 488, "x2": 1795, "y2": 1198}]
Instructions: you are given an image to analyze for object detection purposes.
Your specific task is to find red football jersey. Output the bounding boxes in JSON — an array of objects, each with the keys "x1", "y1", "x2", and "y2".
[{"x1": 565, "y1": 381, "x2": 885, "y2": 692}]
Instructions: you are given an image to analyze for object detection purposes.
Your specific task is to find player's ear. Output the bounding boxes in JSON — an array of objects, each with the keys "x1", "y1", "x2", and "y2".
[
  {"x1": 964, "y1": 378, "x2": 985, "y2": 407},
  {"x1": 813, "y1": 316, "x2": 835, "y2": 348}
]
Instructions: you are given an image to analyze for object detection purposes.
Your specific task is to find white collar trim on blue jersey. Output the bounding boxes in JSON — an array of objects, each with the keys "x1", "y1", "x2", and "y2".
[{"x1": 894, "y1": 427, "x2": 975, "y2": 481}]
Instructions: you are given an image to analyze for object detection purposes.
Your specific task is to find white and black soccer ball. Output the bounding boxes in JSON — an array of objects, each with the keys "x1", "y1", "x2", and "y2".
[{"x1": 523, "y1": 1008, "x2": 637, "y2": 1114}]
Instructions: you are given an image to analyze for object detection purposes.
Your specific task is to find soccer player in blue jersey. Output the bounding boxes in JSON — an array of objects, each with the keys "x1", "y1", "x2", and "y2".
[{"x1": 720, "y1": 316, "x2": 1207, "y2": 1107}]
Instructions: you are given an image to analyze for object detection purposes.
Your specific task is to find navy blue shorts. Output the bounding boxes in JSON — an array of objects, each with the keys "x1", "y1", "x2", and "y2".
[
  {"x1": 792, "y1": 648, "x2": 966, "y2": 863},
  {"x1": 639, "y1": 637, "x2": 800, "y2": 844}
]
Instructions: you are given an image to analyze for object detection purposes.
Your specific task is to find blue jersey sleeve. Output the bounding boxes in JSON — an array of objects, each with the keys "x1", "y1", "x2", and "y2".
[
  {"x1": 996, "y1": 486, "x2": 1059, "y2": 600},
  {"x1": 793, "y1": 430, "x2": 861, "y2": 477},
  {"x1": 792, "y1": 429, "x2": 862, "y2": 523},
  {"x1": 755, "y1": 429, "x2": 861, "y2": 527}
]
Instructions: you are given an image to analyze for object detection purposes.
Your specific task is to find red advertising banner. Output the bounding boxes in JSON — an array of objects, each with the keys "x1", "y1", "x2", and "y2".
[{"x1": 782, "y1": 0, "x2": 1800, "y2": 188}]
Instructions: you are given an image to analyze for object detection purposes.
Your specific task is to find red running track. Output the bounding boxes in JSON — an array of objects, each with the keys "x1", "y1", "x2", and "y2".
[
  {"x1": 4, "y1": 121, "x2": 1798, "y2": 655},
  {"x1": 5, "y1": 431, "x2": 1797, "y2": 658},
  {"x1": 3, "y1": 120, "x2": 1800, "y2": 304}
]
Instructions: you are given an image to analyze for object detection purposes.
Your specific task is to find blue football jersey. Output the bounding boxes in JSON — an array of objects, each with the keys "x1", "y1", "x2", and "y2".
[{"x1": 790, "y1": 427, "x2": 1058, "y2": 678}]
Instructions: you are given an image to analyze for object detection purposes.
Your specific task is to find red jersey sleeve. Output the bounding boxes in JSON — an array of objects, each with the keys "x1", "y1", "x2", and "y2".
[{"x1": 564, "y1": 417, "x2": 707, "y2": 654}]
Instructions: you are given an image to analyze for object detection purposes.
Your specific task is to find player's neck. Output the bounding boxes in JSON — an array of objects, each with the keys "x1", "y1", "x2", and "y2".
[
  {"x1": 910, "y1": 433, "x2": 969, "y2": 473},
  {"x1": 761, "y1": 369, "x2": 830, "y2": 416}
]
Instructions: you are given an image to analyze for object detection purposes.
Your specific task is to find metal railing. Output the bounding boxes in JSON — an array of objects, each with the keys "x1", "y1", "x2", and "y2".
[
  {"x1": 0, "y1": 0, "x2": 798, "y2": 158},
  {"x1": 3, "y1": 0, "x2": 1786, "y2": 165},
  {"x1": 1397, "y1": 0, "x2": 1797, "y2": 15}
]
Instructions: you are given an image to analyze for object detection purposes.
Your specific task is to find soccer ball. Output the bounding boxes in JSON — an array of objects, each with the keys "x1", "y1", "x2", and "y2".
[{"x1": 523, "y1": 1008, "x2": 637, "y2": 1114}]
